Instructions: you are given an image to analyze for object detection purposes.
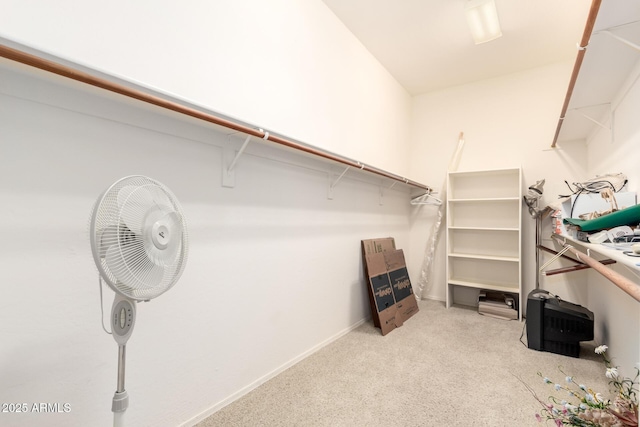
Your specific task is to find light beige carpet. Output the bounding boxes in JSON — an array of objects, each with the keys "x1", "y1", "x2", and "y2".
[{"x1": 197, "y1": 300, "x2": 610, "y2": 426}]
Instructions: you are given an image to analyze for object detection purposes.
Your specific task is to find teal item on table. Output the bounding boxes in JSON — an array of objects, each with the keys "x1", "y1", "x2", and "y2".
[{"x1": 563, "y1": 203, "x2": 640, "y2": 232}]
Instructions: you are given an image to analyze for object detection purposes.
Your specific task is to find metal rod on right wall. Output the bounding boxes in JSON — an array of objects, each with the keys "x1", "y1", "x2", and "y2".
[
  {"x1": 551, "y1": 0, "x2": 602, "y2": 148},
  {"x1": 550, "y1": 234, "x2": 640, "y2": 303}
]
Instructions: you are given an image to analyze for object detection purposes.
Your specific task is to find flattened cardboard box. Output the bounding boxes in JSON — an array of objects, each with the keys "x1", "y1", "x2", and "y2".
[
  {"x1": 361, "y1": 238, "x2": 419, "y2": 335},
  {"x1": 362, "y1": 237, "x2": 398, "y2": 333},
  {"x1": 364, "y1": 252, "x2": 400, "y2": 335},
  {"x1": 361, "y1": 237, "x2": 396, "y2": 256},
  {"x1": 384, "y1": 249, "x2": 419, "y2": 325}
]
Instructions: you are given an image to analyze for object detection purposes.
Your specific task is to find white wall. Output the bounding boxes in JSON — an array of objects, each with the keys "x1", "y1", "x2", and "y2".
[
  {"x1": 584, "y1": 58, "x2": 640, "y2": 376},
  {"x1": 408, "y1": 61, "x2": 590, "y2": 306},
  {"x1": 0, "y1": 2, "x2": 419, "y2": 426},
  {"x1": 0, "y1": 0, "x2": 413, "y2": 179}
]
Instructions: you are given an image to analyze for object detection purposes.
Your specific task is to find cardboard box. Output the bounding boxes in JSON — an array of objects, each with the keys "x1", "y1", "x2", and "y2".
[
  {"x1": 361, "y1": 237, "x2": 396, "y2": 256},
  {"x1": 364, "y1": 252, "x2": 400, "y2": 335},
  {"x1": 384, "y1": 249, "x2": 419, "y2": 324},
  {"x1": 361, "y1": 238, "x2": 419, "y2": 335}
]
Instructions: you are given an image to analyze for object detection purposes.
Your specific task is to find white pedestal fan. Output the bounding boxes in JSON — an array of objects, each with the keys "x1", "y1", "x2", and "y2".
[{"x1": 89, "y1": 176, "x2": 188, "y2": 426}]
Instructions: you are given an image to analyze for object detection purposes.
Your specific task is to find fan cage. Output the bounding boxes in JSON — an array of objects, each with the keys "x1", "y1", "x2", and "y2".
[{"x1": 90, "y1": 176, "x2": 188, "y2": 301}]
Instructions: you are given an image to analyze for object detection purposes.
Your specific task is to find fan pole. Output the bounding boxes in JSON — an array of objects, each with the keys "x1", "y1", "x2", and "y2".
[
  {"x1": 117, "y1": 345, "x2": 126, "y2": 393},
  {"x1": 112, "y1": 345, "x2": 129, "y2": 427}
]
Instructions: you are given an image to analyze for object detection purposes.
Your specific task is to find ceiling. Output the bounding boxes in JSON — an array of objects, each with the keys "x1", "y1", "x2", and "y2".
[{"x1": 321, "y1": 0, "x2": 593, "y2": 95}]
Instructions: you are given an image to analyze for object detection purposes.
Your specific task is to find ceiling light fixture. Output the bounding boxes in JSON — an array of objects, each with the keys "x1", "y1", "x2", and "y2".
[{"x1": 465, "y1": 0, "x2": 502, "y2": 44}]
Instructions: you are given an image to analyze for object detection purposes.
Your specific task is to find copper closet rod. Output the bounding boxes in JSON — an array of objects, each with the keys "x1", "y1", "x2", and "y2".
[
  {"x1": 550, "y1": 234, "x2": 640, "y2": 303},
  {"x1": 551, "y1": 0, "x2": 602, "y2": 148},
  {"x1": 0, "y1": 43, "x2": 431, "y2": 192}
]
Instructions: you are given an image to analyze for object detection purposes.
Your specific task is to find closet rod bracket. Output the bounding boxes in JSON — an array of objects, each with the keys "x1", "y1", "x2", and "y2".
[
  {"x1": 222, "y1": 134, "x2": 252, "y2": 188},
  {"x1": 567, "y1": 103, "x2": 612, "y2": 133},
  {"x1": 222, "y1": 129, "x2": 271, "y2": 188},
  {"x1": 327, "y1": 165, "x2": 352, "y2": 199},
  {"x1": 227, "y1": 135, "x2": 252, "y2": 173}
]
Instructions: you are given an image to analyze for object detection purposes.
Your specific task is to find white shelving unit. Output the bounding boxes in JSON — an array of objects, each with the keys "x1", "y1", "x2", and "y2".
[{"x1": 446, "y1": 167, "x2": 523, "y2": 319}]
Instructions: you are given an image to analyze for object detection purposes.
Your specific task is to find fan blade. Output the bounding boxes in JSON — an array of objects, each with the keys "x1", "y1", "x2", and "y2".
[
  {"x1": 145, "y1": 184, "x2": 174, "y2": 211},
  {"x1": 105, "y1": 242, "x2": 167, "y2": 299},
  {"x1": 105, "y1": 244, "x2": 127, "y2": 287},
  {"x1": 97, "y1": 223, "x2": 138, "y2": 260},
  {"x1": 97, "y1": 224, "x2": 119, "y2": 258},
  {"x1": 117, "y1": 185, "x2": 153, "y2": 234},
  {"x1": 134, "y1": 260, "x2": 166, "y2": 297}
]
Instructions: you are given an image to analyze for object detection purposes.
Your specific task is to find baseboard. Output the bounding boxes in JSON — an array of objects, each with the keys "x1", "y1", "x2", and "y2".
[
  {"x1": 181, "y1": 316, "x2": 370, "y2": 427},
  {"x1": 420, "y1": 294, "x2": 445, "y2": 302}
]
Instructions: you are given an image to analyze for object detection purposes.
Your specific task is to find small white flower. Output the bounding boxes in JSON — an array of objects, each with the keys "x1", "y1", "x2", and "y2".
[
  {"x1": 586, "y1": 393, "x2": 594, "y2": 402},
  {"x1": 580, "y1": 403, "x2": 587, "y2": 410},
  {"x1": 565, "y1": 403, "x2": 577, "y2": 412},
  {"x1": 554, "y1": 383, "x2": 561, "y2": 391},
  {"x1": 543, "y1": 377, "x2": 552, "y2": 384},
  {"x1": 595, "y1": 393, "x2": 604, "y2": 402},
  {"x1": 605, "y1": 367, "x2": 618, "y2": 379},
  {"x1": 595, "y1": 345, "x2": 608, "y2": 354},
  {"x1": 565, "y1": 376, "x2": 572, "y2": 383},
  {"x1": 579, "y1": 384, "x2": 586, "y2": 391}
]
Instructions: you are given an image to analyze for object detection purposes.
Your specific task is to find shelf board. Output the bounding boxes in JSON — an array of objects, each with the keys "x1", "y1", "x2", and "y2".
[
  {"x1": 448, "y1": 226, "x2": 519, "y2": 232},
  {"x1": 448, "y1": 280, "x2": 520, "y2": 294},
  {"x1": 448, "y1": 253, "x2": 519, "y2": 262},
  {"x1": 448, "y1": 197, "x2": 520, "y2": 203},
  {"x1": 558, "y1": 234, "x2": 640, "y2": 271},
  {"x1": 448, "y1": 168, "x2": 521, "y2": 176}
]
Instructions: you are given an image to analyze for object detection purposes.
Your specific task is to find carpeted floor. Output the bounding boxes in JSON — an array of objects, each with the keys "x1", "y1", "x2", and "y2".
[{"x1": 196, "y1": 300, "x2": 610, "y2": 426}]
